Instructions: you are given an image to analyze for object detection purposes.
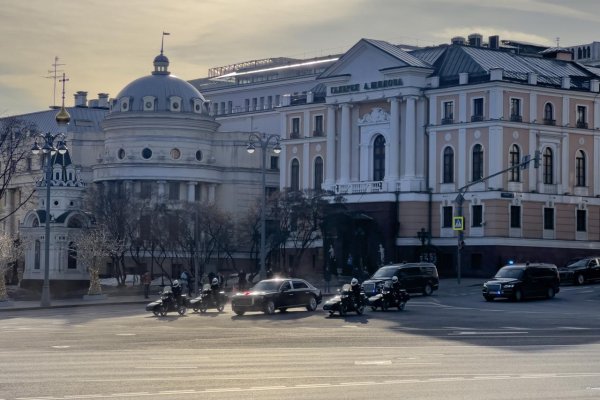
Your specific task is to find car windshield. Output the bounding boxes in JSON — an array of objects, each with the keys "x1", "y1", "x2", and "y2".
[
  {"x1": 371, "y1": 267, "x2": 397, "y2": 279},
  {"x1": 494, "y1": 268, "x2": 524, "y2": 279},
  {"x1": 250, "y1": 280, "x2": 282, "y2": 292},
  {"x1": 568, "y1": 259, "x2": 588, "y2": 268}
]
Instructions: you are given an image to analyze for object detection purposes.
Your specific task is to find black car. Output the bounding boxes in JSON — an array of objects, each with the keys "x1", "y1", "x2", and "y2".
[
  {"x1": 558, "y1": 257, "x2": 600, "y2": 285},
  {"x1": 482, "y1": 263, "x2": 560, "y2": 301},
  {"x1": 361, "y1": 263, "x2": 439, "y2": 298},
  {"x1": 231, "y1": 278, "x2": 322, "y2": 316}
]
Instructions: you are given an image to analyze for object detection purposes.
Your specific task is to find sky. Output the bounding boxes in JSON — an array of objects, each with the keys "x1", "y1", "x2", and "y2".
[{"x1": 0, "y1": 0, "x2": 598, "y2": 116}]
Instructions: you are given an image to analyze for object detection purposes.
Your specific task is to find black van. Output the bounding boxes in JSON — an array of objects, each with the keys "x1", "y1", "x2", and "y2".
[
  {"x1": 482, "y1": 263, "x2": 560, "y2": 301},
  {"x1": 362, "y1": 263, "x2": 439, "y2": 297}
]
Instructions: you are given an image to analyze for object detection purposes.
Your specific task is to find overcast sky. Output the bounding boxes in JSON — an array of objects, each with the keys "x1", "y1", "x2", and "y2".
[{"x1": 1, "y1": 0, "x2": 598, "y2": 116}]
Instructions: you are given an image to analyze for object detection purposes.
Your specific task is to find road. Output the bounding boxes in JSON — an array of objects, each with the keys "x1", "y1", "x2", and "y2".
[{"x1": 2, "y1": 282, "x2": 600, "y2": 399}]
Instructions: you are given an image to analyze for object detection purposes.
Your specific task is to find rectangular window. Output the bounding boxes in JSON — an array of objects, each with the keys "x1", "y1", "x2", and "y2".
[
  {"x1": 544, "y1": 207, "x2": 554, "y2": 230},
  {"x1": 220, "y1": 102, "x2": 225, "y2": 115},
  {"x1": 510, "y1": 205, "x2": 521, "y2": 228},
  {"x1": 471, "y1": 205, "x2": 483, "y2": 227},
  {"x1": 472, "y1": 98, "x2": 484, "y2": 121},
  {"x1": 442, "y1": 101, "x2": 454, "y2": 124},
  {"x1": 194, "y1": 184, "x2": 201, "y2": 202},
  {"x1": 275, "y1": 95, "x2": 281, "y2": 107},
  {"x1": 169, "y1": 182, "x2": 179, "y2": 201},
  {"x1": 291, "y1": 117, "x2": 300, "y2": 137},
  {"x1": 227, "y1": 101, "x2": 233, "y2": 114},
  {"x1": 252, "y1": 98, "x2": 257, "y2": 111},
  {"x1": 577, "y1": 209, "x2": 587, "y2": 232},
  {"x1": 442, "y1": 206, "x2": 453, "y2": 228},
  {"x1": 140, "y1": 182, "x2": 152, "y2": 199},
  {"x1": 270, "y1": 156, "x2": 279, "y2": 170},
  {"x1": 314, "y1": 115, "x2": 323, "y2": 136},
  {"x1": 267, "y1": 96, "x2": 273, "y2": 109},
  {"x1": 510, "y1": 98, "x2": 522, "y2": 121},
  {"x1": 244, "y1": 99, "x2": 250, "y2": 112},
  {"x1": 577, "y1": 106, "x2": 588, "y2": 128},
  {"x1": 259, "y1": 97, "x2": 265, "y2": 110},
  {"x1": 212, "y1": 103, "x2": 218, "y2": 116}
]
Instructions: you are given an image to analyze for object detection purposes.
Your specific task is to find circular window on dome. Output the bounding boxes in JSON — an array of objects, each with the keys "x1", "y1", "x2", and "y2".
[
  {"x1": 196, "y1": 150, "x2": 203, "y2": 161},
  {"x1": 122, "y1": 102, "x2": 128, "y2": 110},
  {"x1": 117, "y1": 148, "x2": 125, "y2": 160},
  {"x1": 195, "y1": 104, "x2": 201, "y2": 112},
  {"x1": 170, "y1": 148, "x2": 181, "y2": 160},
  {"x1": 142, "y1": 148, "x2": 153, "y2": 159},
  {"x1": 145, "y1": 101, "x2": 153, "y2": 109}
]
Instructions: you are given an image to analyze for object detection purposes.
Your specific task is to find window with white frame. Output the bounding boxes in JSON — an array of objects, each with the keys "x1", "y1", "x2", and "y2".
[
  {"x1": 543, "y1": 147, "x2": 553, "y2": 184},
  {"x1": 472, "y1": 144, "x2": 484, "y2": 181},
  {"x1": 509, "y1": 144, "x2": 520, "y2": 182},
  {"x1": 443, "y1": 147, "x2": 454, "y2": 183},
  {"x1": 576, "y1": 150, "x2": 586, "y2": 187}
]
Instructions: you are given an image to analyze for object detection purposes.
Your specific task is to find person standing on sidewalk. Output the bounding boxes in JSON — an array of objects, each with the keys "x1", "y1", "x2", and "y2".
[{"x1": 142, "y1": 272, "x2": 152, "y2": 299}]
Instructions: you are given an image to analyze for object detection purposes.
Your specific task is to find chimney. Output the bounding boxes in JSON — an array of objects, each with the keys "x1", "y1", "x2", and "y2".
[
  {"x1": 97, "y1": 93, "x2": 109, "y2": 108},
  {"x1": 489, "y1": 35, "x2": 500, "y2": 50},
  {"x1": 468, "y1": 33, "x2": 483, "y2": 47},
  {"x1": 451, "y1": 36, "x2": 466, "y2": 45},
  {"x1": 74, "y1": 91, "x2": 88, "y2": 107}
]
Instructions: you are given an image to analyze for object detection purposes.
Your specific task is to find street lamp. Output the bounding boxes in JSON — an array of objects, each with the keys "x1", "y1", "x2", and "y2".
[
  {"x1": 31, "y1": 129, "x2": 68, "y2": 306},
  {"x1": 246, "y1": 132, "x2": 281, "y2": 281}
]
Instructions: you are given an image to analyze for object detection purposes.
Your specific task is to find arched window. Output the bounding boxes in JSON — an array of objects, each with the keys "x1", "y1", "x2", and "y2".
[
  {"x1": 509, "y1": 144, "x2": 520, "y2": 182},
  {"x1": 472, "y1": 144, "x2": 484, "y2": 181},
  {"x1": 291, "y1": 159, "x2": 300, "y2": 191},
  {"x1": 34, "y1": 240, "x2": 40, "y2": 270},
  {"x1": 543, "y1": 147, "x2": 553, "y2": 184},
  {"x1": 314, "y1": 157, "x2": 323, "y2": 190},
  {"x1": 373, "y1": 135, "x2": 386, "y2": 181},
  {"x1": 68, "y1": 242, "x2": 77, "y2": 269},
  {"x1": 443, "y1": 147, "x2": 454, "y2": 183},
  {"x1": 544, "y1": 103, "x2": 554, "y2": 123},
  {"x1": 576, "y1": 150, "x2": 586, "y2": 187}
]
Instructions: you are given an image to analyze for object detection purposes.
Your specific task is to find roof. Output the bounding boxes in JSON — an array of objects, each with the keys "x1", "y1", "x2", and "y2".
[
  {"x1": 2, "y1": 107, "x2": 107, "y2": 135},
  {"x1": 363, "y1": 39, "x2": 432, "y2": 68}
]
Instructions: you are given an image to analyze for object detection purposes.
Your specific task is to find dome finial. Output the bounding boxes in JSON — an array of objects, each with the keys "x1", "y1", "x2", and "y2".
[
  {"x1": 153, "y1": 32, "x2": 171, "y2": 75},
  {"x1": 55, "y1": 72, "x2": 71, "y2": 124}
]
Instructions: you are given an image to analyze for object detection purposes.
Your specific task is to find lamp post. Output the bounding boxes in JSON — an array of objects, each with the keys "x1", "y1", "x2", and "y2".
[
  {"x1": 246, "y1": 133, "x2": 281, "y2": 281},
  {"x1": 31, "y1": 131, "x2": 68, "y2": 306}
]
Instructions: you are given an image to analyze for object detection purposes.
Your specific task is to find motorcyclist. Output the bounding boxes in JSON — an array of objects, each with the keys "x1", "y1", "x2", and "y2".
[
  {"x1": 350, "y1": 278, "x2": 362, "y2": 308},
  {"x1": 210, "y1": 277, "x2": 221, "y2": 307},
  {"x1": 172, "y1": 280, "x2": 183, "y2": 306},
  {"x1": 391, "y1": 275, "x2": 403, "y2": 299}
]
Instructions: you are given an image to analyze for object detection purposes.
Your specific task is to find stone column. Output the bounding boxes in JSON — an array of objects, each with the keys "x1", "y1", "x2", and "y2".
[
  {"x1": 208, "y1": 184, "x2": 216, "y2": 204},
  {"x1": 340, "y1": 103, "x2": 352, "y2": 183},
  {"x1": 325, "y1": 105, "x2": 336, "y2": 186},
  {"x1": 404, "y1": 96, "x2": 417, "y2": 177},
  {"x1": 387, "y1": 97, "x2": 400, "y2": 181},
  {"x1": 187, "y1": 182, "x2": 197, "y2": 202},
  {"x1": 157, "y1": 181, "x2": 166, "y2": 201}
]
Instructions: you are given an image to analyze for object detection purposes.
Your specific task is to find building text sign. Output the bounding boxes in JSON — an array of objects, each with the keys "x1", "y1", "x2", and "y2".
[{"x1": 330, "y1": 78, "x2": 403, "y2": 94}]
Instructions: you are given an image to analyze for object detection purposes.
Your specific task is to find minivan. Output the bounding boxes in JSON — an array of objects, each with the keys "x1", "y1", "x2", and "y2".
[
  {"x1": 482, "y1": 263, "x2": 560, "y2": 301},
  {"x1": 362, "y1": 263, "x2": 439, "y2": 297}
]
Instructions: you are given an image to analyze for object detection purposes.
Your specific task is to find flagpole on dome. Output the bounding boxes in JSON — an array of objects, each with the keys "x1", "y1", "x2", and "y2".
[{"x1": 161, "y1": 31, "x2": 170, "y2": 55}]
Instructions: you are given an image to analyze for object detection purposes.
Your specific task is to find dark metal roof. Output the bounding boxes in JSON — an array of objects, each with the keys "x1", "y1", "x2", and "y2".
[
  {"x1": 4, "y1": 107, "x2": 107, "y2": 135},
  {"x1": 364, "y1": 39, "x2": 432, "y2": 68},
  {"x1": 409, "y1": 46, "x2": 448, "y2": 66}
]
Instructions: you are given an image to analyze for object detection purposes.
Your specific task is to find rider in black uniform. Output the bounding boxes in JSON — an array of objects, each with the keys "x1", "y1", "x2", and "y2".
[
  {"x1": 210, "y1": 277, "x2": 221, "y2": 308},
  {"x1": 350, "y1": 278, "x2": 362, "y2": 308},
  {"x1": 172, "y1": 280, "x2": 183, "y2": 306}
]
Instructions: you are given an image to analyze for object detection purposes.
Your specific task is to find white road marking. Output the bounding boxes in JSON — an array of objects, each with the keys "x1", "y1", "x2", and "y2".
[
  {"x1": 51, "y1": 345, "x2": 70, "y2": 349},
  {"x1": 115, "y1": 333, "x2": 136, "y2": 336},
  {"x1": 450, "y1": 331, "x2": 528, "y2": 335},
  {"x1": 354, "y1": 360, "x2": 392, "y2": 365},
  {"x1": 135, "y1": 366, "x2": 197, "y2": 369}
]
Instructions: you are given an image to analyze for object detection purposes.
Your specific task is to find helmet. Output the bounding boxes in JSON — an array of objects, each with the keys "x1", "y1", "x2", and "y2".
[
  {"x1": 392, "y1": 276, "x2": 398, "y2": 283},
  {"x1": 351, "y1": 278, "x2": 358, "y2": 286},
  {"x1": 172, "y1": 280, "x2": 180, "y2": 288},
  {"x1": 212, "y1": 278, "x2": 219, "y2": 285}
]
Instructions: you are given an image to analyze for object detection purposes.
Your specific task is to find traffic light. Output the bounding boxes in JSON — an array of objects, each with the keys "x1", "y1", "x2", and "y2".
[{"x1": 533, "y1": 150, "x2": 541, "y2": 168}]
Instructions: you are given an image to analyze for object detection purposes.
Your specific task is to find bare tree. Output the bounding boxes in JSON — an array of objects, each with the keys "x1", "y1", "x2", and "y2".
[
  {"x1": 0, "y1": 233, "x2": 24, "y2": 301},
  {"x1": 72, "y1": 227, "x2": 116, "y2": 295}
]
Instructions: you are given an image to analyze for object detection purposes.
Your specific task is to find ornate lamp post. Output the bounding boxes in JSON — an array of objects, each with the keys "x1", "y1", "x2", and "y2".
[
  {"x1": 31, "y1": 112, "x2": 69, "y2": 306},
  {"x1": 246, "y1": 133, "x2": 281, "y2": 281}
]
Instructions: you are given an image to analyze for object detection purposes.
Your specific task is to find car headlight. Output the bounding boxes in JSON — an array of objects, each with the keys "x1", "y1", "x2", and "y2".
[{"x1": 503, "y1": 284, "x2": 514, "y2": 289}]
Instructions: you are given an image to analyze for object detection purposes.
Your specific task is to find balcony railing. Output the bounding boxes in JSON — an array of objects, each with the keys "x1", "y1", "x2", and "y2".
[
  {"x1": 290, "y1": 132, "x2": 300, "y2": 139},
  {"x1": 441, "y1": 117, "x2": 454, "y2": 125},
  {"x1": 543, "y1": 119, "x2": 556, "y2": 126},
  {"x1": 576, "y1": 121, "x2": 589, "y2": 129},
  {"x1": 333, "y1": 181, "x2": 383, "y2": 194},
  {"x1": 470, "y1": 115, "x2": 484, "y2": 122},
  {"x1": 510, "y1": 114, "x2": 523, "y2": 122},
  {"x1": 313, "y1": 130, "x2": 324, "y2": 137}
]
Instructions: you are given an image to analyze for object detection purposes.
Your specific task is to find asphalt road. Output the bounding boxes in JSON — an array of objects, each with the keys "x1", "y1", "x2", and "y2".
[{"x1": 2, "y1": 282, "x2": 600, "y2": 399}]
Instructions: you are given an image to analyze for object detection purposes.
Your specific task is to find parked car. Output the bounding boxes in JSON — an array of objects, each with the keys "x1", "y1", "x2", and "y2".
[
  {"x1": 361, "y1": 262, "x2": 439, "y2": 298},
  {"x1": 482, "y1": 263, "x2": 560, "y2": 301},
  {"x1": 558, "y1": 257, "x2": 600, "y2": 285},
  {"x1": 231, "y1": 278, "x2": 322, "y2": 316}
]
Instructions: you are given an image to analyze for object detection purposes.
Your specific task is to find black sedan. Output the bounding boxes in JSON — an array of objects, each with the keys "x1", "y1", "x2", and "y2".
[{"x1": 231, "y1": 278, "x2": 322, "y2": 316}]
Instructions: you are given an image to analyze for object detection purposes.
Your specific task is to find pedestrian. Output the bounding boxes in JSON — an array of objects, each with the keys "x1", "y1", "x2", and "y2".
[
  {"x1": 217, "y1": 271, "x2": 225, "y2": 288},
  {"x1": 238, "y1": 269, "x2": 247, "y2": 291},
  {"x1": 142, "y1": 272, "x2": 152, "y2": 299},
  {"x1": 180, "y1": 270, "x2": 189, "y2": 296}
]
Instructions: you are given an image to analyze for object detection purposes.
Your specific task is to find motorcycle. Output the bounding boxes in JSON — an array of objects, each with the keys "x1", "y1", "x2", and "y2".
[
  {"x1": 323, "y1": 284, "x2": 366, "y2": 316},
  {"x1": 190, "y1": 284, "x2": 228, "y2": 313},
  {"x1": 145, "y1": 286, "x2": 188, "y2": 316},
  {"x1": 368, "y1": 281, "x2": 410, "y2": 311}
]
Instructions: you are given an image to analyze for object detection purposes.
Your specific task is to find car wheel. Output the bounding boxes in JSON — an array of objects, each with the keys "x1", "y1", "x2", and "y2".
[
  {"x1": 575, "y1": 274, "x2": 585, "y2": 285},
  {"x1": 306, "y1": 296, "x2": 317, "y2": 312},
  {"x1": 546, "y1": 287, "x2": 556, "y2": 299},
  {"x1": 513, "y1": 289, "x2": 523, "y2": 302},
  {"x1": 264, "y1": 300, "x2": 275, "y2": 315},
  {"x1": 423, "y1": 283, "x2": 433, "y2": 296},
  {"x1": 233, "y1": 309, "x2": 245, "y2": 316},
  {"x1": 484, "y1": 295, "x2": 494, "y2": 302}
]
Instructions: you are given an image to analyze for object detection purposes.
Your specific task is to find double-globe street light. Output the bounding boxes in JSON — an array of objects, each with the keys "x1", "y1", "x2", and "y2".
[
  {"x1": 31, "y1": 125, "x2": 68, "y2": 306},
  {"x1": 246, "y1": 133, "x2": 281, "y2": 281}
]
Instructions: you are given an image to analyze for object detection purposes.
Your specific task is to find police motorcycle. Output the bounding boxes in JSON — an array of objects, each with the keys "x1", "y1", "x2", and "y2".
[
  {"x1": 146, "y1": 281, "x2": 188, "y2": 316},
  {"x1": 323, "y1": 279, "x2": 366, "y2": 316},
  {"x1": 190, "y1": 280, "x2": 228, "y2": 313},
  {"x1": 368, "y1": 278, "x2": 410, "y2": 311}
]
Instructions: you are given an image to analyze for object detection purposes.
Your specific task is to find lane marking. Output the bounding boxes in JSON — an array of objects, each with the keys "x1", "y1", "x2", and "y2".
[
  {"x1": 354, "y1": 360, "x2": 392, "y2": 365},
  {"x1": 449, "y1": 331, "x2": 528, "y2": 335},
  {"x1": 51, "y1": 346, "x2": 71, "y2": 349},
  {"x1": 115, "y1": 333, "x2": 136, "y2": 336}
]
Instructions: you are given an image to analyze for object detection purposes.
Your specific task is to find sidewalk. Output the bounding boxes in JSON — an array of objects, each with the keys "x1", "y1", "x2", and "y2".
[{"x1": 0, "y1": 278, "x2": 484, "y2": 312}]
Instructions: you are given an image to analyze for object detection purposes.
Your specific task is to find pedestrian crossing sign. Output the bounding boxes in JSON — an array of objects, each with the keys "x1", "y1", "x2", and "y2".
[{"x1": 452, "y1": 216, "x2": 464, "y2": 231}]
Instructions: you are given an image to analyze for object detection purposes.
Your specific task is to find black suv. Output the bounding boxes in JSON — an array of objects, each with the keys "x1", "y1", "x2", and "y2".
[
  {"x1": 558, "y1": 257, "x2": 600, "y2": 285},
  {"x1": 482, "y1": 263, "x2": 560, "y2": 301},
  {"x1": 362, "y1": 263, "x2": 439, "y2": 297}
]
